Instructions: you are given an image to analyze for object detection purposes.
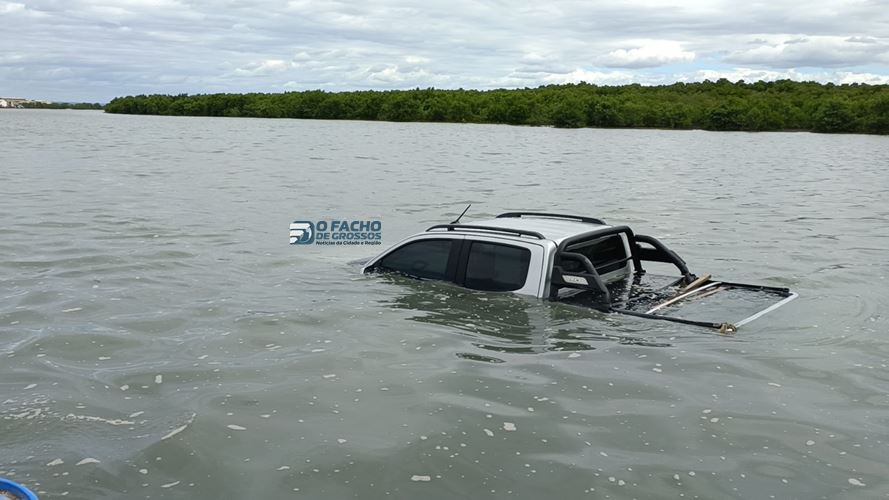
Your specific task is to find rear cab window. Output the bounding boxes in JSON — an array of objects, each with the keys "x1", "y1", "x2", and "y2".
[{"x1": 461, "y1": 241, "x2": 532, "y2": 292}]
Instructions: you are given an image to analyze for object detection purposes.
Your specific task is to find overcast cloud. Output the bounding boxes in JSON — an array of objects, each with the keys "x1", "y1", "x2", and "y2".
[{"x1": 1, "y1": 0, "x2": 888, "y2": 102}]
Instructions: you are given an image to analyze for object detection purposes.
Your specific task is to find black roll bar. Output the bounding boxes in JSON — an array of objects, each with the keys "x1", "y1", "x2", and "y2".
[
  {"x1": 559, "y1": 226, "x2": 644, "y2": 275},
  {"x1": 550, "y1": 226, "x2": 696, "y2": 307},
  {"x1": 550, "y1": 227, "x2": 641, "y2": 306},
  {"x1": 560, "y1": 227, "x2": 693, "y2": 280},
  {"x1": 552, "y1": 251, "x2": 612, "y2": 303},
  {"x1": 633, "y1": 234, "x2": 691, "y2": 279}
]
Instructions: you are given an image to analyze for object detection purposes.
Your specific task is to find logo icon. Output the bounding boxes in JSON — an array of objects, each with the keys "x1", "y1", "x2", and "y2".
[{"x1": 289, "y1": 221, "x2": 315, "y2": 244}]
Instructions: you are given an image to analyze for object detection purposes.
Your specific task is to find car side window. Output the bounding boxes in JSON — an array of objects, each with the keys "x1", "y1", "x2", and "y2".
[
  {"x1": 464, "y1": 241, "x2": 531, "y2": 291},
  {"x1": 377, "y1": 239, "x2": 454, "y2": 280}
]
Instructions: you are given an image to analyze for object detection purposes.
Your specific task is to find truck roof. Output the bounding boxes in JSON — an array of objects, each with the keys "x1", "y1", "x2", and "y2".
[{"x1": 427, "y1": 213, "x2": 612, "y2": 245}]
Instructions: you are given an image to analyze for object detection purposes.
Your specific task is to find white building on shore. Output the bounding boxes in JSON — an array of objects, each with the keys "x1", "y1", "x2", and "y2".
[{"x1": 0, "y1": 97, "x2": 45, "y2": 108}]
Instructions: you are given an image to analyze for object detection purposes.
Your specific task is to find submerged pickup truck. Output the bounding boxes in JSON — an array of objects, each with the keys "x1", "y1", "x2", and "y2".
[{"x1": 361, "y1": 212, "x2": 797, "y2": 331}]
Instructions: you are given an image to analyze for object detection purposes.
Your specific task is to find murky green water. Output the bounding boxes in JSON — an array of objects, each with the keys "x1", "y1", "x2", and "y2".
[{"x1": 1, "y1": 110, "x2": 888, "y2": 499}]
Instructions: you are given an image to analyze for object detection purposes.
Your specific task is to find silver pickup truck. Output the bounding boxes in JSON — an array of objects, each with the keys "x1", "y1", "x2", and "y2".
[{"x1": 362, "y1": 212, "x2": 797, "y2": 331}]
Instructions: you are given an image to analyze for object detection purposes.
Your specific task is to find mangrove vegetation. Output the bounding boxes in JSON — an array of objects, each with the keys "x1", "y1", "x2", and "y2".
[
  {"x1": 21, "y1": 101, "x2": 105, "y2": 110},
  {"x1": 105, "y1": 80, "x2": 889, "y2": 134}
]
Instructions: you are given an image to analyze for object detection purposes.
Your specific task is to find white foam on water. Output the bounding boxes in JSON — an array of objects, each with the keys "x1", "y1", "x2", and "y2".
[
  {"x1": 65, "y1": 414, "x2": 134, "y2": 426},
  {"x1": 161, "y1": 424, "x2": 189, "y2": 441}
]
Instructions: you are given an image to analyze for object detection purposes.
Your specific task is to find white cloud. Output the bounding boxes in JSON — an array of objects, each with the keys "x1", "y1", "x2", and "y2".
[
  {"x1": 522, "y1": 52, "x2": 549, "y2": 63},
  {"x1": 361, "y1": 64, "x2": 448, "y2": 87},
  {"x1": 543, "y1": 69, "x2": 639, "y2": 86},
  {"x1": 725, "y1": 35, "x2": 889, "y2": 68},
  {"x1": 292, "y1": 51, "x2": 313, "y2": 62},
  {"x1": 836, "y1": 72, "x2": 889, "y2": 85},
  {"x1": 0, "y1": 1, "x2": 24, "y2": 13},
  {"x1": 234, "y1": 59, "x2": 290, "y2": 76},
  {"x1": 680, "y1": 67, "x2": 889, "y2": 85},
  {"x1": 598, "y1": 41, "x2": 695, "y2": 68},
  {"x1": 684, "y1": 68, "x2": 806, "y2": 82},
  {"x1": 366, "y1": 65, "x2": 410, "y2": 84},
  {"x1": 0, "y1": 1, "x2": 47, "y2": 17}
]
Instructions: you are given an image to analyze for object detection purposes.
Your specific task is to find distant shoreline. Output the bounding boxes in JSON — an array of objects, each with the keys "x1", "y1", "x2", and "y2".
[
  {"x1": 3, "y1": 102, "x2": 105, "y2": 111},
  {"x1": 0, "y1": 107, "x2": 103, "y2": 111},
  {"x1": 104, "y1": 80, "x2": 888, "y2": 135}
]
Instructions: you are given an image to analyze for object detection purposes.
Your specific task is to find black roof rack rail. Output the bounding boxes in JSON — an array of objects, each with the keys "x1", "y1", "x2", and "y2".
[
  {"x1": 497, "y1": 212, "x2": 606, "y2": 225},
  {"x1": 426, "y1": 224, "x2": 545, "y2": 240}
]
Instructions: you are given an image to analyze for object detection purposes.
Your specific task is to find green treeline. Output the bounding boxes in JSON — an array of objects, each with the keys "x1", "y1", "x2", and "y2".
[
  {"x1": 21, "y1": 101, "x2": 104, "y2": 110},
  {"x1": 105, "y1": 79, "x2": 889, "y2": 134}
]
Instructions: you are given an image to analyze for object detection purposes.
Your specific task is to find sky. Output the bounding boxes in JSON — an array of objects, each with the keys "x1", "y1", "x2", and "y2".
[{"x1": 2, "y1": 0, "x2": 888, "y2": 103}]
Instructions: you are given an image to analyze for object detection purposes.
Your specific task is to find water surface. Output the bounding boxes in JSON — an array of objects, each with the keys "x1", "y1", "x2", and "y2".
[{"x1": 1, "y1": 110, "x2": 888, "y2": 499}]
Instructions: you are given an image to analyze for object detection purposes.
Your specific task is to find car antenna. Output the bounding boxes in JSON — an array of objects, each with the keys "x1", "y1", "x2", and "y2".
[{"x1": 451, "y1": 204, "x2": 471, "y2": 224}]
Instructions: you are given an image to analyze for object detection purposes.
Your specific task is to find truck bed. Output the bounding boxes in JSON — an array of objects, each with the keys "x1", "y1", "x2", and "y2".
[{"x1": 558, "y1": 274, "x2": 797, "y2": 331}]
